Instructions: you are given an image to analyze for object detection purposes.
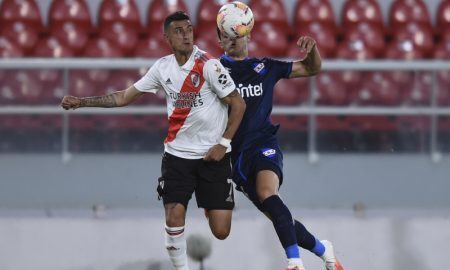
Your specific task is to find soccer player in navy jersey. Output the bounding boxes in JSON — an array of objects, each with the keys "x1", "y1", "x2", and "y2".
[{"x1": 216, "y1": 29, "x2": 344, "y2": 270}]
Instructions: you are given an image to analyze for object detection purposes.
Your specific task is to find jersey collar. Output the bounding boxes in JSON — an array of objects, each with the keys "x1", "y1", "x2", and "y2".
[
  {"x1": 220, "y1": 54, "x2": 250, "y2": 62},
  {"x1": 179, "y1": 45, "x2": 199, "y2": 71}
]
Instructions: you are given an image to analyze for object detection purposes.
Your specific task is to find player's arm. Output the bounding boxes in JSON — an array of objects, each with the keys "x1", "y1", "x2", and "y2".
[
  {"x1": 61, "y1": 85, "x2": 145, "y2": 110},
  {"x1": 289, "y1": 36, "x2": 322, "y2": 78},
  {"x1": 204, "y1": 90, "x2": 246, "y2": 161}
]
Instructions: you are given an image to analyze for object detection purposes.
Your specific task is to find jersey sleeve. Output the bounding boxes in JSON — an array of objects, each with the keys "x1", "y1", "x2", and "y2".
[
  {"x1": 133, "y1": 60, "x2": 162, "y2": 94},
  {"x1": 203, "y1": 59, "x2": 236, "y2": 99},
  {"x1": 268, "y1": 58, "x2": 293, "y2": 80}
]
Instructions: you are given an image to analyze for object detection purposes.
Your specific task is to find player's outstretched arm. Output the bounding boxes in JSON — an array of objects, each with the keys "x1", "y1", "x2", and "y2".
[
  {"x1": 289, "y1": 36, "x2": 322, "y2": 78},
  {"x1": 61, "y1": 86, "x2": 145, "y2": 110},
  {"x1": 204, "y1": 90, "x2": 246, "y2": 161}
]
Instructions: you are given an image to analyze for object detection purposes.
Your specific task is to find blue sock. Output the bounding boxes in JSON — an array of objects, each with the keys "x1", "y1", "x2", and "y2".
[
  {"x1": 294, "y1": 219, "x2": 325, "y2": 257},
  {"x1": 261, "y1": 195, "x2": 300, "y2": 258},
  {"x1": 311, "y1": 238, "x2": 326, "y2": 256}
]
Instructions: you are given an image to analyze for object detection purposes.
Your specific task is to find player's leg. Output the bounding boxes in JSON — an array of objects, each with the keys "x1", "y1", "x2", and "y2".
[
  {"x1": 255, "y1": 170, "x2": 305, "y2": 270},
  {"x1": 197, "y1": 153, "x2": 234, "y2": 240},
  {"x1": 157, "y1": 153, "x2": 197, "y2": 270}
]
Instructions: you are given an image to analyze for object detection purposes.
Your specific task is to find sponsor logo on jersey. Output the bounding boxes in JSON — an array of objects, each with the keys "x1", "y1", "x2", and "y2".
[
  {"x1": 165, "y1": 78, "x2": 172, "y2": 85},
  {"x1": 218, "y1": 74, "x2": 228, "y2": 85},
  {"x1": 213, "y1": 63, "x2": 222, "y2": 73},
  {"x1": 236, "y1": 83, "x2": 263, "y2": 98},
  {"x1": 170, "y1": 92, "x2": 204, "y2": 108},
  {"x1": 262, "y1": 148, "x2": 276, "y2": 158}
]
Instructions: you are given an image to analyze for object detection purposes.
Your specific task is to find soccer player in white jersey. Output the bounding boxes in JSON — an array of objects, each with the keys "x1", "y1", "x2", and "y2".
[{"x1": 61, "y1": 11, "x2": 246, "y2": 270}]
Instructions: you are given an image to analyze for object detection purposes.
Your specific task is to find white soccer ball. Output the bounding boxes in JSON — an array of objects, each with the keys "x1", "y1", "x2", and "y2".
[{"x1": 217, "y1": 1, "x2": 254, "y2": 38}]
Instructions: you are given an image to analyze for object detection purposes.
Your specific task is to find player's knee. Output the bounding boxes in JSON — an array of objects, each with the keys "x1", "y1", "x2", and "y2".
[{"x1": 212, "y1": 227, "x2": 230, "y2": 240}]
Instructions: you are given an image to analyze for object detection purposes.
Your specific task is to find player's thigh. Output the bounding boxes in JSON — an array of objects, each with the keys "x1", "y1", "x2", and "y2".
[
  {"x1": 195, "y1": 153, "x2": 234, "y2": 210},
  {"x1": 255, "y1": 170, "x2": 280, "y2": 201},
  {"x1": 157, "y1": 153, "x2": 197, "y2": 211},
  {"x1": 207, "y1": 209, "x2": 232, "y2": 239}
]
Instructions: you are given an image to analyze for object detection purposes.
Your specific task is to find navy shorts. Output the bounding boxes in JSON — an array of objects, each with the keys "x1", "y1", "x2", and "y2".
[{"x1": 232, "y1": 140, "x2": 283, "y2": 211}]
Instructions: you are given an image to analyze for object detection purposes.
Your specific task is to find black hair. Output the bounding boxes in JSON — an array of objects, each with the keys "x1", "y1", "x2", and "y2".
[{"x1": 163, "y1": 11, "x2": 191, "y2": 33}]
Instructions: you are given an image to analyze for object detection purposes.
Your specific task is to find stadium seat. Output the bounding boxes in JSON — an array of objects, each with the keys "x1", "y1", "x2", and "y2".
[
  {"x1": 69, "y1": 70, "x2": 100, "y2": 98},
  {"x1": 249, "y1": 0, "x2": 289, "y2": 29},
  {"x1": 147, "y1": 0, "x2": 188, "y2": 35},
  {"x1": 8, "y1": 70, "x2": 43, "y2": 105},
  {"x1": 197, "y1": 0, "x2": 231, "y2": 27},
  {"x1": 195, "y1": 21, "x2": 220, "y2": 44},
  {"x1": 133, "y1": 35, "x2": 172, "y2": 58},
  {"x1": 0, "y1": 0, "x2": 43, "y2": 31},
  {"x1": 437, "y1": 0, "x2": 450, "y2": 30},
  {"x1": 315, "y1": 72, "x2": 350, "y2": 105},
  {"x1": 341, "y1": 22, "x2": 385, "y2": 57},
  {"x1": 196, "y1": 37, "x2": 222, "y2": 58},
  {"x1": 434, "y1": 41, "x2": 450, "y2": 104},
  {"x1": 98, "y1": 0, "x2": 141, "y2": 30},
  {"x1": 0, "y1": 21, "x2": 39, "y2": 54},
  {"x1": 390, "y1": 22, "x2": 434, "y2": 57},
  {"x1": 336, "y1": 39, "x2": 377, "y2": 60},
  {"x1": 99, "y1": 21, "x2": 139, "y2": 55},
  {"x1": 293, "y1": 0, "x2": 336, "y2": 30},
  {"x1": 341, "y1": 0, "x2": 384, "y2": 28},
  {"x1": 385, "y1": 39, "x2": 425, "y2": 60},
  {"x1": 248, "y1": 39, "x2": 277, "y2": 57},
  {"x1": 82, "y1": 37, "x2": 124, "y2": 58},
  {"x1": 359, "y1": 72, "x2": 402, "y2": 106},
  {"x1": 317, "y1": 116, "x2": 350, "y2": 131},
  {"x1": 31, "y1": 36, "x2": 75, "y2": 57},
  {"x1": 348, "y1": 116, "x2": 397, "y2": 132},
  {"x1": 48, "y1": 0, "x2": 92, "y2": 31},
  {"x1": 273, "y1": 78, "x2": 310, "y2": 106},
  {"x1": 49, "y1": 22, "x2": 89, "y2": 54},
  {"x1": 0, "y1": 36, "x2": 23, "y2": 57},
  {"x1": 250, "y1": 21, "x2": 288, "y2": 57},
  {"x1": 389, "y1": 0, "x2": 431, "y2": 29},
  {"x1": 293, "y1": 22, "x2": 336, "y2": 58}
]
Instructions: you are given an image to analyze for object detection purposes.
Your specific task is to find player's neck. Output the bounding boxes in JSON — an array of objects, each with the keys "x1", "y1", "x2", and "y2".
[
  {"x1": 226, "y1": 52, "x2": 248, "y2": 61},
  {"x1": 174, "y1": 49, "x2": 193, "y2": 66}
]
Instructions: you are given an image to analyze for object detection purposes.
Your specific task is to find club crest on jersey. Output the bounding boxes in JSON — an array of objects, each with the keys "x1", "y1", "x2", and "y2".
[
  {"x1": 261, "y1": 148, "x2": 276, "y2": 158},
  {"x1": 253, "y1": 62, "x2": 266, "y2": 74},
  {"x1": 191, "y1": 73, "x2": 200, "y2": 87},
  {"x1": 213, "y1": 63, "x2": 222, "y2": 73}
]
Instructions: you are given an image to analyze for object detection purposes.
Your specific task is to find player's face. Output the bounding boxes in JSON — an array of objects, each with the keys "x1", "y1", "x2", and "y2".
[
  {"x1": 219, "y1": 31, "x2": 249, "y2": 58},
  {"x1": 165, "y1": 20, "x2": 194, "y2": 54}
]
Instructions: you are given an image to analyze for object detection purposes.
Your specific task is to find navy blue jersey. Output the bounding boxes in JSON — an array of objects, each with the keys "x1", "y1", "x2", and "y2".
[{"x1": 220, "y1": 55, "x2": 293, "y2": 153}]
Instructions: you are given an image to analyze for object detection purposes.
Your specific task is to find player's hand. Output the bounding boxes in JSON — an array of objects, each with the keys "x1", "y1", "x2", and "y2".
[
  {"x1": 61, "y1": 95, "x2": 81, "y2": 110},
  {"x1": 297, "y1": 36, "x2": 316, "y2": 54},
  {"x1": 204, "y1": 144, "x2": 227, "y2": 162}
]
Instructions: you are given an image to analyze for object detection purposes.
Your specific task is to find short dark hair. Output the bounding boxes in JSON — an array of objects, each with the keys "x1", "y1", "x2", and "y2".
[{"x1": 163, "y1": 11, "x2": 190, "y2": 33}]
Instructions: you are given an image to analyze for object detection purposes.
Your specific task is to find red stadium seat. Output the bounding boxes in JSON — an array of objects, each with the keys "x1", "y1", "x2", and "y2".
[
  {"x1": 48, "y1": 0, "x2": 92, "y2": 31},
  {"x1": 249, "y1": 0, "x2": 289, "y2": 29},
  {"x1": 147, "y1": 0, "x2": 188, "y2": 34},
  {"x1": 317, "y1": 116, "x2": 350, "y2": 131},
  {"x1": 273, "y1": 78, "x2": 310, "y2": 106},
  {"x1": 336, "y1": 39, "x2": 377, "y2": 60},
  {"x1": 49, "y1": 22, "x2": 89, "y2": 54},
  {"x1": 98, "y1": 0, "x2": 141, "y2": 29},
  {"x1": 7, "y1": 70, "x2": 43, "y2": 105},
  {"x1": 389, "y1": 0, "x2": 431, "y2": 29},
  {"x1": 69, "y1": 70, "x2": 100, "y2": 97},
  {"x1": 341, "y1": 0, "x2": 384, "y2": 28},
  {"x1": 348, "y1": 116, "x2": 397, "y2": 132},
  {"x1": 99, "y1": 21, "x2": 139, "y2": 55},
  {"x1": 390, "y1": 22, "x2": 433, "y2": 57},
  {"x1": 195, "y1": 20, "x2": 220, "y2": 44},
  {"x1": 0, "y1": 36, "x2": 23, "y2": 57},
  {"x1": 294, "y1": 22, "x2": 337, "y2": 58},
  {"x1": 437, "y1": 0, "x2": 450, "y2": 30},
  {"x1": 341, "y1": 22, "x2": 385, "y2": 57},
  {"x1": 0, "y1": 0, "x2": 43, "y2": 30},
  {"x1": 385, "y1": 39, "x2": 425, "y2": 60},
  {"x1": 31, "y1": 36, "x2": 75, "y2": 57},
  {"x1": 250, "y1": 22, "x2": 288, "y2": 57},
  {"x1": 248, "y1": 39, "x2": 276, "y2": 58},
  {"x1": 358, "y1": 72, "x2": 402, "y2": 106},
  {"x1": 315, "y1": 72, "x2": 350, "y2": 105},
  {"x1": 0, "y1": 21, "x2": 39, "y2": 54},
  {"x1": 82, "y1": 37, "x2": 124, "y2": 58},
  {"x1": 196, "y1": 37, "x2": 222, "y2": 58},
  {"x1": 133, "y1": 36, "x2": 172, "y2": 58},
  {"x1": 293, "y1": 0, "x2": 336, "y2": 30},
  {"x1": 197, "y1": 0, "x2": 231, "y2": 26}
]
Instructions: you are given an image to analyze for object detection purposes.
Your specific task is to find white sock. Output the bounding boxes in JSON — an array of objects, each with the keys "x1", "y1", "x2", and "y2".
[
  {"x1": 165, "y1": 225, "x2": 189, "y2": 270},
  {"x1": 288, "y1": 258, "x2": 305, "y2": 268}
]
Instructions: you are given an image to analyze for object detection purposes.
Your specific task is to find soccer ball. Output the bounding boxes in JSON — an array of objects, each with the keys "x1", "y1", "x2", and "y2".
[{"x1": 217, "y1": 1, "x2": 254, "y2": 38}]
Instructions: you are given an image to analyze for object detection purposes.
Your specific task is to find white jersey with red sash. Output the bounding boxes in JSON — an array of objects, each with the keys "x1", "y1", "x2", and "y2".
[{"x1": 134, "y1": 46, "x2": 236, "y2": 159}]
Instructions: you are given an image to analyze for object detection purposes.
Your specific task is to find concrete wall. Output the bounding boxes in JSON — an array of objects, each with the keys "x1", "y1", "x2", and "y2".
[
  {"x1": 1, "y1": 154, "x2": 450, "y2": 209},
  {"x1": 1, "y1": 212, "x2": 449, "y2": 270}
]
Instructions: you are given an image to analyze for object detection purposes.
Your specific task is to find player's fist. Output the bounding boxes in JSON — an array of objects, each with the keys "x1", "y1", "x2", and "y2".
[
  {"x1": 204, "y1": 144, "x2": 227, "y2": 162},
  {"x1": 61, "y1": 95, "x2": 81, "y2": 110},
  {"x1": 297, "y1": 36, "x2": 316, "y2": 54}
]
